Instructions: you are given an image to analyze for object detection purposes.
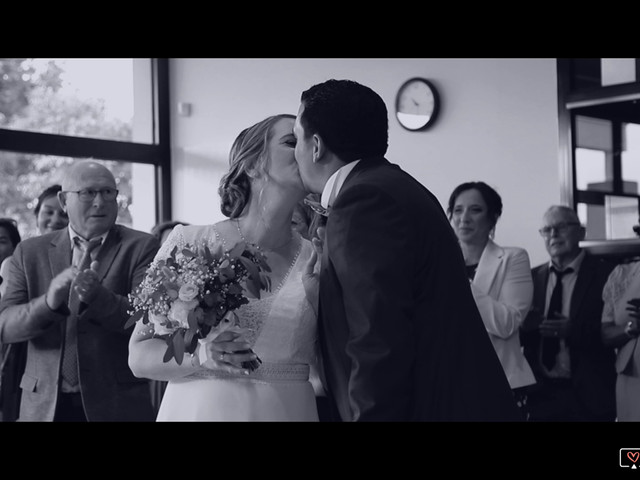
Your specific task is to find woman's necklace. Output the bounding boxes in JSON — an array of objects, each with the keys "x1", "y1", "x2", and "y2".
[{"x1": 235, "y1": 218, "x2": 293, "y2": 252}]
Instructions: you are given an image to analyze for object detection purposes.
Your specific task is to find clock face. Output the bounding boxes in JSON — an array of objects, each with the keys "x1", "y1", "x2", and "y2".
[{"x1": 395, "y1": 78, "x2": 439, "y2": 131}]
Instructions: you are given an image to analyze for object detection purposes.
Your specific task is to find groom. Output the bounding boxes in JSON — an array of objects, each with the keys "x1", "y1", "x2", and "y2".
[{"x1": 294, "y1": 79, "x2": 522, "y2": 421}]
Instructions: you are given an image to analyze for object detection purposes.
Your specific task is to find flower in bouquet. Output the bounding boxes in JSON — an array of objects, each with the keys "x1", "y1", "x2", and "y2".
[{"x1": 126, "y1": 240, "x2": 271, "y2": 369}]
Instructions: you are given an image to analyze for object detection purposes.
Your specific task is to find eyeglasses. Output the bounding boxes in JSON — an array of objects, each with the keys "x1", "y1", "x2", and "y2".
[
  {"x1": 303, "y1": 197, "x2": 330, "y2": 217},
  {"x1": 63, "y1": 188, "x2": 119, "y2": 202},
  {"x1": 538, "y1": 222, "x2": 580, "y2": 237}
]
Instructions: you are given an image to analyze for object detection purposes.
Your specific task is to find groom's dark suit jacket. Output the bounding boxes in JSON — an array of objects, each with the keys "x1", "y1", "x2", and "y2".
[
  {"x1": 0, "y1": 225, "x2": 159, "y2": 421},
  {"x1": 318, "y1": 157, "x2": 521, "y2": 421}
]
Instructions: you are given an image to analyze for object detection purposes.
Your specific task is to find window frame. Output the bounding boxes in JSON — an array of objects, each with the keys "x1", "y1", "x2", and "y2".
[
  {"x1": 0, "y1": 57, "x2": 172, "y2": 223},
  {"x1": 557, "y1": 58, "x2": 640, "y2": 257}
]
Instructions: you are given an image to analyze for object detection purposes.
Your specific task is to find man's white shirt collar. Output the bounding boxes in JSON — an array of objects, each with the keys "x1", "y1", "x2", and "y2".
[
  {"x1": 67, "y1": 226, "x2": 108, "y2": 251},
  {"x1": 320, "y1": 159, "x2": 361, "y2": 210}
]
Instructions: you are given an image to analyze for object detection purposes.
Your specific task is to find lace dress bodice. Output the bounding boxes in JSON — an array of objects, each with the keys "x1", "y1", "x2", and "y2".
[{"x1": 155, "y1": 223, "x2": 318, "y2": 370}]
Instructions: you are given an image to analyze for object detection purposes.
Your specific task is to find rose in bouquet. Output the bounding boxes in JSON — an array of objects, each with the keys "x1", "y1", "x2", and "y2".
[{"x1": 126, "y1": 241, "x2": 271, "y2": 370}]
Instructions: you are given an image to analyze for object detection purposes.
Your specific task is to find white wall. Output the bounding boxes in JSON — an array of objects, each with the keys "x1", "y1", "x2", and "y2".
[{"x1": 169, "y1": 58, "x2": 560, "y2": 266}]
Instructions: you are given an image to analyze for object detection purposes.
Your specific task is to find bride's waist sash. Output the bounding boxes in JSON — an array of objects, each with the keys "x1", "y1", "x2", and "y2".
[{"x1": 189, "y1": 362, "x2": 310, "y2": 383}]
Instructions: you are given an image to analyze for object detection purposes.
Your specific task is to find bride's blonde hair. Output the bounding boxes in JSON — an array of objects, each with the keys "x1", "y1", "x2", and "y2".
[{"x1": 219, "y1": 114, "x2": 295, "y2": 218}]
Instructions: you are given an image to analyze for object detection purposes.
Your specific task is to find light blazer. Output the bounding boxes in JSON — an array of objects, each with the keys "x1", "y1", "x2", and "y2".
[
  {"x1": 470, "y1": 239, "x2": 535, "y2": 389},
  {"x1": 318, "y1": 157, "x2": 521, "y2": 422},
  {"x1": 0, "y1": 225, "x2": 159, "y2": 422}
]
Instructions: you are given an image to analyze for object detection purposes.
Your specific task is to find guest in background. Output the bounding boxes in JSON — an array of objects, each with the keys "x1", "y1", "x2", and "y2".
[
  {"x1": 447, "y1": 181, "x2": 535, "y2": 418},
  {"x1": 0, "y1": 217, "x2": 21, "y2": 421},
  {"x1": 0, "y1": 160, "x2": 159, "y2": 421},
  {"x1": 1, "y1": 186, "x2": 68, "y2": 298},
  {"x1": 0, "y1": 218, "x2": 21, "y2": 299},
  {"x1": 521, "y1": 205, "x2": 616, "y2": 421},
  {"x1": 151, "y1": 220, "x2": 189, "y2": 245},
  {"x1": 0, "y1": 185, "x2": 68, "y2": 421},
  {"x1": 34, "y1": 185, "x2": 69, "y2": 235},
  {"x1": 601, "y1": 219, "x2": 640, "y2": 421}
]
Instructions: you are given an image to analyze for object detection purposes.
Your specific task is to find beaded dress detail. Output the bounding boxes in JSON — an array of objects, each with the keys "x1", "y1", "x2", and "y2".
[{"x1": 154, "y1": 223, "x2": 319, "y2": 421}]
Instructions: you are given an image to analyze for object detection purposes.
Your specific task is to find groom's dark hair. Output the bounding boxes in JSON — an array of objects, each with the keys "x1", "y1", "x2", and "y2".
[{"x1": 300, "y1": 79, "x2": 388, "y2": 163}]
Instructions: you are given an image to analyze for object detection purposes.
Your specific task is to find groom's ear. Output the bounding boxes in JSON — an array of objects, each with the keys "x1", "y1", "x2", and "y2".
[{"x1": 313, "y1": 134, "x2": 326, "y2": 164}]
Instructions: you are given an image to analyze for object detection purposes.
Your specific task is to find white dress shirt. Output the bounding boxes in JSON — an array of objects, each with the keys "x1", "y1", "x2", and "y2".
[{"x1": 321, "y1": 160, "x2": 361, "y2": 210}]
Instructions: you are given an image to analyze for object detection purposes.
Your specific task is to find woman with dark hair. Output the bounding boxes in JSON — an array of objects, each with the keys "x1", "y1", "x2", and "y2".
[
  {"x1": 448, "y1": 181, "x2": 536, "y2": 418},
  {"x1": 0, "y1": 218, "x2": 21, "y2": 299},
  {"x1": 129, "y1": 114, "x2": 321, "y2": 421},
  {"x1": 0, "y1": 217, "x2": 21, "y2": 421},
  {"x1": 34, "y1": 184, "x2": 68, "y2": 235}
]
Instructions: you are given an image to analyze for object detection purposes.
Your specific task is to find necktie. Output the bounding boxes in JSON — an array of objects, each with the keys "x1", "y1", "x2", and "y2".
[
  {"x1": 61, "y1": 237, "x2": 101, "y2": 390},
  {"x1": 541, "y1": 266, "x2": 574, "y2": 371}
]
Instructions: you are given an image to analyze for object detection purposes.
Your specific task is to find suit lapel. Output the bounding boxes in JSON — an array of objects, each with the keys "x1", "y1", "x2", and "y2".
[
  {"x1": 473, "y1": 239, "x2": 502, "y2": 294},
  {"x1": 48, "y1": 230, "x2": 72, "y2": 277},
  {"x1": 533, "y1": 265, "x2": 550, "y2": 314},
  {"x1": 569, "y1": 254, "x2": 593, "y2": 321}
]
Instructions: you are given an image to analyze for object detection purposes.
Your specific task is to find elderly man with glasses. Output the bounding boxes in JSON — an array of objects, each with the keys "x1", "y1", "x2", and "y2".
[
  {"x1": 520, "y1": 205, "x2": 617, "y2": 421},
  {"x1": 0, "y1": 160, "x2": 159, "y2": 422}
]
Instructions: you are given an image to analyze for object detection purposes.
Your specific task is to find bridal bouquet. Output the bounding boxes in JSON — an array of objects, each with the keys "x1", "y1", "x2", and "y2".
[{"x1": 126, "y1": 241, "x2": 271, "y2": 369}]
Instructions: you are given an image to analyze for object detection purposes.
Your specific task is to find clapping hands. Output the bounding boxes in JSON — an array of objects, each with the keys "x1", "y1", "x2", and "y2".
[{"x1": 45, "y1": 246, "x2": 102, "y2": 312}]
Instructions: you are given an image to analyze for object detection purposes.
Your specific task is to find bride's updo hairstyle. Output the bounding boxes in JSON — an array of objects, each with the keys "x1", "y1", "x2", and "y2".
[{"x1": 219, "y1": 114, "x2": 295, "y2": 218}]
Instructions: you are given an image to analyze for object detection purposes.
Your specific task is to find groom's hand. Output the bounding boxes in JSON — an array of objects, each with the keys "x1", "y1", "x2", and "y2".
[
  {"x1": 201, "y1": 330, "x2": 257, "y2": 375},
  {"x1": 311, "y1": 226, "x2": 326, "y2": 256},
  {"x1": 303, "y1": 248, "x2": 320, "y2": 317}
]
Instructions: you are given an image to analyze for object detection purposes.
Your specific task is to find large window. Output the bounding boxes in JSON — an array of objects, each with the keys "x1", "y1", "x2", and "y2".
[
  {"x1": 0, "y1": 58, "x2": 171, "y2": 239},
  {"x1": 557, "y1": 59, "x2": 640, "y2": 245}
]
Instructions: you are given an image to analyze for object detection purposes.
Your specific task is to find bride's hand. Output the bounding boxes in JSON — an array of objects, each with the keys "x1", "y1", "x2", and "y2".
[{"x1": 200, "y1": 330, "x2": 258, "y2": 375}]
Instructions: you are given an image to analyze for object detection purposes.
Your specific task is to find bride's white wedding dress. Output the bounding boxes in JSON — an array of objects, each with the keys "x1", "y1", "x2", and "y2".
[{"x1": 155, "y1": 224, "x2": 319, "y2": 421}]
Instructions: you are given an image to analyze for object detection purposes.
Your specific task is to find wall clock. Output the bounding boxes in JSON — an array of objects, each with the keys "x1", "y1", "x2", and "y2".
[{"x1": 395, "y1": 77, "x2": 440, "y2": 131}]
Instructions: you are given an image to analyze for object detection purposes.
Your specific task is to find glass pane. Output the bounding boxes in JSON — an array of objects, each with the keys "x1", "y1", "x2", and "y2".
[
  {"x1": 575, "y1": 115, "x2": 613, "y2": 192},
  {"x1": 604, "y1": 195, "x2": 638, "y2": 239},
  {"x1": 0, "y1": 152, "x2": 155, "y2": 240},
  {"x1": 578, "y1": 202, "x2": 606, "y2": 240},
  {"x1": 601, "y1": 59, "x2": 637, "y2": 87},
  {"x1": 575, "y1": 147, "x2": 609, "y2": 191},
  {"x1": 622, "y1": 122, "x2": 640, "y2": 195},
  {"x1": 0, "y1": 58, "x2": 154, "y2": 144}
]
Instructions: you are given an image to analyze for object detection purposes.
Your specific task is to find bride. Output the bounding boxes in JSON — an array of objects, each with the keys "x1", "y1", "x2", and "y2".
[{"x1": 128, "y1": 114, "x2": 321, "y2": 421}]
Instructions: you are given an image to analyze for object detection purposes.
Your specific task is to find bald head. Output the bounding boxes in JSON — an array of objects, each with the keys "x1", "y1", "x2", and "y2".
[
  {"x1": 543, "y1": 205, "x2": 580, "y2": 225},
  {"x1": 59, "y1": 160, "x2": 119, "y2": 240},
  {"x1": 62, "y1": 160, "x2": 116, "y2": 191}
]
